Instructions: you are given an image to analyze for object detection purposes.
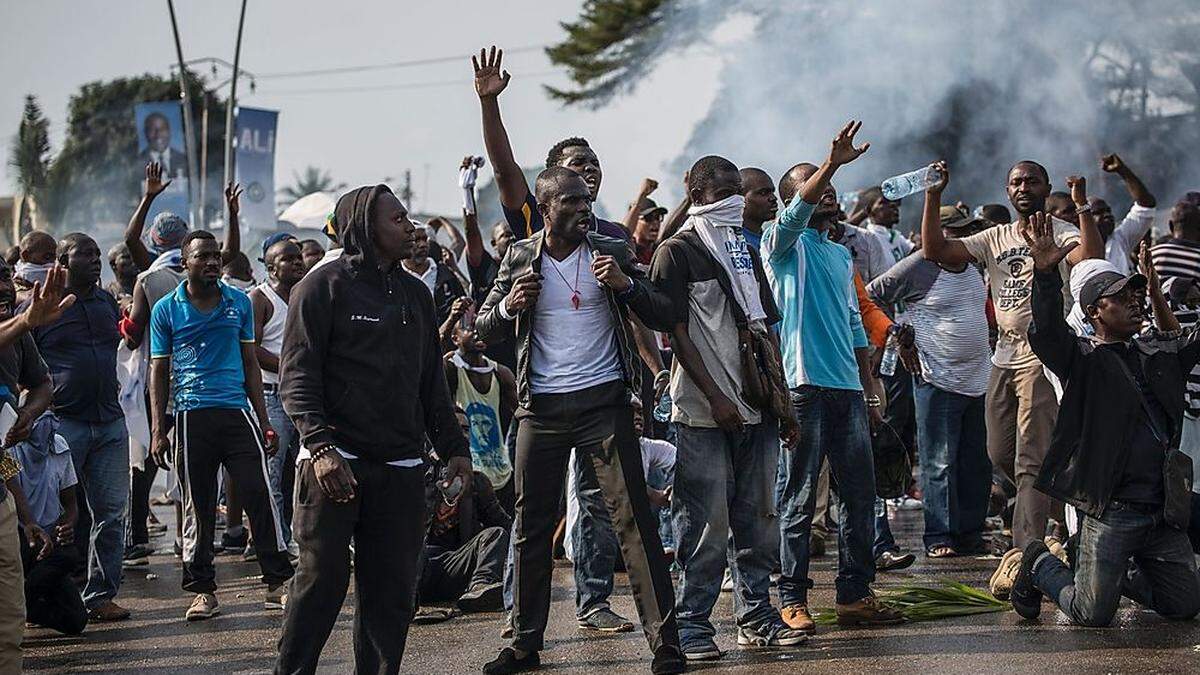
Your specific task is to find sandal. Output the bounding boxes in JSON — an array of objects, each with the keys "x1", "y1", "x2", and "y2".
[{"x1": 927, "y1": 545, "x2": 958, "y2": 558}]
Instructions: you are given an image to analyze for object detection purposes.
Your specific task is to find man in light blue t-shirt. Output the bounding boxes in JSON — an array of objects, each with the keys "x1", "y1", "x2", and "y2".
[
  {"x1": 760, "y1": 121, "x2": 902, "y2": 632},
  {"x1": 148, "y1": 230, "x2": 293, "y2": 622}
]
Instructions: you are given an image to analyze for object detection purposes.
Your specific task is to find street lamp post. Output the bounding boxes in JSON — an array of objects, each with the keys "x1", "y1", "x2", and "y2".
[
  {"x1": 166, "y1": 0, "x2": 201, "y2": 227},
  {"x1": 223, "y1": 0, "x2": 248, "y2": 229}
]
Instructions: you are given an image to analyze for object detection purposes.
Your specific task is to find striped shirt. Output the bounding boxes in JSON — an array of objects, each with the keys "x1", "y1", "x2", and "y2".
[
  {"x1": 1169, "y1": 302, "x2": 1200, "y2": 419},
  {"x1": 868, "y1": 256, "x2": 991, "y2": 397},
  {"x1": 1151, "y1": 237, "x2": 1200, "y2": 283}
]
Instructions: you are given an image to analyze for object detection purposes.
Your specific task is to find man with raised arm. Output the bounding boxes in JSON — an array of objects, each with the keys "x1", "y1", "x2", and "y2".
[
  {"x1": 763, "y1": 122, "x2": 902, "y2": 633},
  {"x1": 1091, "y1": 153, "x2": 1156, "y2": 275},
  {"x1": 921, "y1": 159, "x2": 1104, "y2": 598}
]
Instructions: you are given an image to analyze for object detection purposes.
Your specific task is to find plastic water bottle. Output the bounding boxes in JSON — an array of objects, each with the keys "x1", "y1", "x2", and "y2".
[
  {"x1": 880, "y1": 165, "x2": 943, "y2": 201},
  {"x1": 653, "y1": 390, "x2": 672, "y2": 423},
  {"x1": 880, "y1": 334, "x2": 899, "y2": 377}
]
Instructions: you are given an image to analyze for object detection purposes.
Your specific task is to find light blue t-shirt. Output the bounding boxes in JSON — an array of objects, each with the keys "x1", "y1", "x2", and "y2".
[
  {"x1": 150, "y1": 281, "x2": 254, "y2": 411},
  {"x1": 761, "y1": 196, "x2": 868, "y2": 391}
]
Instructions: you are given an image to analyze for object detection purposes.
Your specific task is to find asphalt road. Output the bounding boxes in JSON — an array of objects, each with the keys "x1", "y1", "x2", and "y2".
[{"x1": 22, "y1": 508, "x2": 1200, "y2": 674}]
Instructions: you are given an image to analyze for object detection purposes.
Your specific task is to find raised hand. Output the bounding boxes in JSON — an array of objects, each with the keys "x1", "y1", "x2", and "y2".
[
  {"x1": 472, "y1": 46, "x2": 511, "y2": 99},
  {"x1": 1020, "y1": 211, "x2": 1079, "y2": 272},
  {"x1": 1066, "y1": 175, "x2": 1087, "y2": 206},
  {"x1": 927, "y1": 160, "x2": 950, "y2": 194},
  {"x1": 225, "y1": 182, "x2": 243, "y2": 216},
  {"x1": 828, "y1": 120, "x2": 870, "y2": 167},
  {"x1": 1139, "y1": 240, "x2": 1159, "y2": 288},
  {"x1": 23, "y1": 265, "x2": 75, "y2": 329},
  {"x1": 638, "y1": 178, "x2": 658, "y2": 196},
  {"x1": 144, "y1": 162, "x2": 172, "y2": 198},
  {"x1": 1100, "y1": 153, "x2": 1125, "y2": 174}
]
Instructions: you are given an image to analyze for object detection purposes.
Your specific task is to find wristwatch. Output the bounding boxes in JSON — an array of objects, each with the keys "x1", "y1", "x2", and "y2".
[{"x1": 1074, "y1": 203, "x2": 1093, "y2": 215}]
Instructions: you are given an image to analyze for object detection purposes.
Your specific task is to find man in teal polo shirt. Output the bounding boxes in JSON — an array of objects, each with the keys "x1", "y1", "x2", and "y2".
[{"x1": 149, "y1": 230, "x2": 293, "y2": 622}]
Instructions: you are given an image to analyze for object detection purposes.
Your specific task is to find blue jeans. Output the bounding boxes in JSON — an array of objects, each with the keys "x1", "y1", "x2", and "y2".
[
  {"x1": 673, "y1": 421, "x2": 781, "y2": 645},
  {"x1": 571, "y1": 450, "x2": 620, "y2": 619},
  {"x1": 265, "y1": 391, "x2": 299, "y2": 545},
  {"x1": 914, "y1": 382, "x2": 990, "y2": 551},
  {"x1": 777, "y1": 386, "x2": 876, "y2": 606},
  {"x1": 646, "y1": 464, "x2": 674, "y2": 552},
  {"x1": 1032, "y1": 503, "x2": 1200, "y2": 627},
  {"x1": 59, "y1": 416, "x2": 128, "y2": 608},
  {"x1": 873, "y1": 498, "x2": 896, "y2": 557}
]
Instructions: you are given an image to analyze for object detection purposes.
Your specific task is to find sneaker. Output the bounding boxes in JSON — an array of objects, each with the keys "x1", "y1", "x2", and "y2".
[
  {"x1": 242, "y1": 544, "x2": 258, "y2": 563},
  {"x1": 737, "y1": 620, "x2": 809, "y2": 648},
  {"x1": 989, "y1": 548, "x2": 1023, "y2": 600},
  {"x1": 835, "y1": 593, "x2": 905, "y2": 626},
  {"x1": 88, "y1": 600, "x2": 131, "y2": 622},
  {"x1": 875, "y1": 550, "x2": 916, "y2": 572},
  {"x1": 1044, "y1": 536, "x2": 1068, "y2": 564},
  {"x1": 186, "y1": 593, "x2": 220, "y2": 621},
  {"x1": 1011, "y1": 540, "x2": 1047, "y2": 620},
  {"x1": 265, "y1": 584, "x2": 287, "y2": 610},
  {"x1": 721, "y1": 568, "x2": 734, "y2": 592},
  {"x1": 651, "y1": 645, "x2": 686, "y2": 674},
  {"x1": 220, "y1": 527, "x2": 247, "y2": 553},
  {"x1": 123, "y1": 543, "x2": 155, "y2": 567},
  {"x1": 457, "y1": 581, "x2": 503, "y2": 613},
  {"x1": 577, "y1": 607, "x2": 634, "y2": 632},
  {"x1": 780, "y1": 604, "x2": 816, "y2": 634},
  {"x1": 482, "y1": 647, "x2": 540, "y2": 675},
  {"x1": 682, "y1": 638, "x2": 722, "y2": 661}
]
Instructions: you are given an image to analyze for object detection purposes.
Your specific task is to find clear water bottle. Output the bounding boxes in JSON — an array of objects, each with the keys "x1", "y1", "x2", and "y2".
[
  {"x1": 880, "y1": 165, "x2": 943, "y2": 201},
  {"x1": 880, "y1": 334, "x2": 899, "y2": 377},
  {"x1": 653, "y1": 390, "x2": 672, "y2": 423}
]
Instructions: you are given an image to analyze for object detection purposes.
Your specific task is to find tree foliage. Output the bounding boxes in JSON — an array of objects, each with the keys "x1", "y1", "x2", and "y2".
[
  {"x1": 278, "y1": 166, "x2": 346, "y2": 206},
  {"x1": 8, "y1": 95, "x2": 52, "y2": 232}
]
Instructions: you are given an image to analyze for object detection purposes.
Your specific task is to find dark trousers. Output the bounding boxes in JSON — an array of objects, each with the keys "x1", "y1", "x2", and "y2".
[
  {"x1": 420, "y1": 526, "x2": 508, "y2": 603},
  {"x1": 20, "y1": 531, "x2": 87, "y2": 635},
  {"x1": 128, "y1": 463, "x2": 158, "y2": 547},
  {"x1": 176, "y1": 408, "x2": 293, "y2": 594},
  {"x1": 276, "y1": 459, "x2": 426, "y2": 675},
  {"x1": 511, "y1": 380, "x2": 678, "y2": 654}
]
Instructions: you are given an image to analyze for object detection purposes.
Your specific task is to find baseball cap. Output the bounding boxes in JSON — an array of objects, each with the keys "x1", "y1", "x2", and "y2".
[
  {"x1": 260, "y1": 231, "x2": 297, "y2": 259},
  {"x1": 1078, "y1": 271, "x2": 1146, "y2": 309},
  {"x1": 939, "y1": 205, "x2": 986, "y2": 231},
  {"x1": 636, "y1": 198, "x2": 668, "y2": 219}
]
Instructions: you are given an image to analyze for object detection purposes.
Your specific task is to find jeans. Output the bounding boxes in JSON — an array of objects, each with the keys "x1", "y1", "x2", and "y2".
[
  {"x1": 873, "y1": 498, "x2": 897, "y2": 558},
  {"x1": 265, "y1": 391, "x2": 300, "y2": 546},
  {"x1": 673, "y1": 421, "x2": 782, "y2": 647},
  {"x1": 1032, "y1": 502, "x2": 1200, "y2": 627},
  {"x1": 645, "y1": 464, "x2": 674, "y2": 552},
  {"x1": 777, "y1": 386, "x2": 876, "y2": 606},
  {"x1": 571, "y1": 449, "x2": 620, "y2": 619},
  {"x1": 914, "y1": 382, "x2": 990, "y2": 551},
  {"x1": 59, "y1": 416, "x2": 128, "y2": 608}
]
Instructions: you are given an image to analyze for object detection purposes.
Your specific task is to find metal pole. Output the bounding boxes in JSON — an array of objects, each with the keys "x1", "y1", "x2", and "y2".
[
  {"x1": 199, "y1": 103, "x2": 209, "y2": 227},
  {"x1": 223, "y1": 0, "x2": 248, "y2": 228},
  {"x1": 166, "y1": 0, "x2": 201, "y2": 227}
]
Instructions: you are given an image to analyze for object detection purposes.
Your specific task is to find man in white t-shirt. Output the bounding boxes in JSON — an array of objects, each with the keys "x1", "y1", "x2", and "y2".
[
  {"x1": 920, "y1": 159, "x2": 1104, "y2": 598},
  {"x1": 1090, "y1": 153, "x2": 1157, "y2": 275},
  {"x1": 475, "y1": 167, "x2": 684, "y2": 674}
]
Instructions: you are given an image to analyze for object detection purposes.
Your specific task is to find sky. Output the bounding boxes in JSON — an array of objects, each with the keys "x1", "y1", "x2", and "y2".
[{"x1": 0, "y1": 0, "x2": 723, "y2": 221}]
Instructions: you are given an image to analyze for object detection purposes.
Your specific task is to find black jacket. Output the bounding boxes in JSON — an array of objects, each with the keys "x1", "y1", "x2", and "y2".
[
  {"x1": 1029, "y1": 268, "x2": 1200, "y2": 517},
  {"x1": 424, "y1": 468, "x2": 512, "y2": 551},
  {"x1": 279, "y1": 185, "x2": 468, "y2": 464},
  {"x1": 474, "y1": 230, "x2": 670, "y2": 408}
]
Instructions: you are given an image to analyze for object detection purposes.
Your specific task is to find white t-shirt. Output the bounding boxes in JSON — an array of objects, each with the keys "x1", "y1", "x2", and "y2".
[
  {"x1": 528, "y1": 246, "x2": 623, "y2": 395},
  {"x1": 1104, "y1": 204, "x2": 1156, "y2": 276},
  {"x1": 405, "y1": 261, "x2": 438, "y2": 296},
  {"x1": 867, "y1": 222, "x2": 914, "y2": 265}
]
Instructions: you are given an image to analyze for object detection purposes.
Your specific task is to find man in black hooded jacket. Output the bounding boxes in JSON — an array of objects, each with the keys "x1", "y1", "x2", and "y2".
[{"x1": 275, "y1": 185, "x2": 471, "y2": 674}]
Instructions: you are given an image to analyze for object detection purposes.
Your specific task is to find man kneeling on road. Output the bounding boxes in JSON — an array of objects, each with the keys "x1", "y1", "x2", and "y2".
[{"x1": 1012, "y1": 212, "x2": 1200, "y2": 626}]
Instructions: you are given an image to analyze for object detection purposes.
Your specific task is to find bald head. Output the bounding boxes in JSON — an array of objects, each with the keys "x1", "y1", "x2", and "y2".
[
  {"x1": 19, "y1": 230, "x2": 57, "y2": 265},
  {"x1": 778, "y1": 163, "x2": 819, "y2": 205}
]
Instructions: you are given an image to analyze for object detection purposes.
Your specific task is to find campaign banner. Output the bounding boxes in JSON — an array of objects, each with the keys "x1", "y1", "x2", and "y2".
[
  {"x1": 134, "y1": 101, "x2": 191, "y2": 223},
  {"x1": 234, "y1": 106, "x2": 278, "y2": 232}
]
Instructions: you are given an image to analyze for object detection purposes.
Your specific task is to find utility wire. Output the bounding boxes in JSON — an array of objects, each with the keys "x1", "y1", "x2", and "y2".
[
  {"x1": 252, "y1": 70, "x2": 561, "y2": 96},
  {"x1": 253, "y1": 45, "x2": 546, "y2": 80}
]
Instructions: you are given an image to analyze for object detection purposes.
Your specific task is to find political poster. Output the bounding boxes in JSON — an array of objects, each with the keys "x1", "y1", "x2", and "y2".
[
  {"x1": 234, "y1": 106, "x2": 279, "y2": 232},
  {"x1": 134, "y1": 101, "x2": 191, "y2": 223}
]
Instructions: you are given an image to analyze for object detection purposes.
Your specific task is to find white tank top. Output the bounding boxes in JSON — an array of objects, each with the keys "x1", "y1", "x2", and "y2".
[{"x1": 258, "y1": 282, "x2": 288, "y2": 384}]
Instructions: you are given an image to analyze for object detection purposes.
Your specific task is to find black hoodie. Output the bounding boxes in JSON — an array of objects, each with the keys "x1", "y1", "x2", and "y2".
[{"x1": 279, "y1": 185, "x2": 468, "y2": 464}]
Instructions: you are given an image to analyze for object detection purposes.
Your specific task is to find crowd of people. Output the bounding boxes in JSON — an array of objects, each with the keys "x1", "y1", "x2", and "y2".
[{"x1": 1, "y1": 42, "x2": 1199, "y2": 674}]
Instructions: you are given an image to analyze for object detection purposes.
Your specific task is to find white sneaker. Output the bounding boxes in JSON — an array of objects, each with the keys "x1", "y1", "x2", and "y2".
[
  {"x1": 989, "y1": 548, "x2": 1023, "y2": 600},
  {"x1": 186, "y1": 593, "x2": 220, "y2": 621}
]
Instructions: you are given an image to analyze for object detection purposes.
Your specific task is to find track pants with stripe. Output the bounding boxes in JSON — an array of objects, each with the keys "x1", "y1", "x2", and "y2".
[{"x1": 176, "y1": 407, "x2": 294, "y2": 593}]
